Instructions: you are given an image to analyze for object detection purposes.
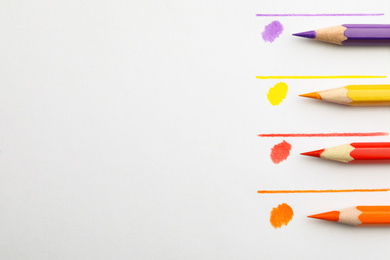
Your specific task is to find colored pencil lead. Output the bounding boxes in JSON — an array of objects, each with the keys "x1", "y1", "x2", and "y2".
[
  {"x1": 300, "y1": 149, "x2": 324, "y2": 158},
  {"x1": 299, "y1": 92, "x2": 321, "y2": 99},
  {"x1": 308, "y1": 211, "x2": 340, "y2": 222},
  {"x1": 292, "y1": 31, "x2": 316, "y2": 38}
]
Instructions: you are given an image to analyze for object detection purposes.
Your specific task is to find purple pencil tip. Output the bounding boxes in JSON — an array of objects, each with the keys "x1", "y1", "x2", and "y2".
[{"x1": 292, "y1": 30, "x2": 316, "y2": 39}]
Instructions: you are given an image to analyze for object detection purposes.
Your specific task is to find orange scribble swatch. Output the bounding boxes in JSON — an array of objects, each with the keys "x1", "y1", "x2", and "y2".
[
  {"x1": 270, "y1": 203, "x2": 294, "y2": 229},
  {"x1": 270, "y1": 140, "x2": 292, "y2": 164}
]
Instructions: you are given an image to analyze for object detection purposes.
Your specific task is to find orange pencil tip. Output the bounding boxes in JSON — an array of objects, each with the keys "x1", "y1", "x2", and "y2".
[
  {"x1": 299, "y1": 92, "x2": 322, "y2": 100},
  {"x1": 308, "y1": 211, "x2": 340, "y2": 222},
  {"x1": 300, "y1": 149, "x2": 324, "y2": 158}
]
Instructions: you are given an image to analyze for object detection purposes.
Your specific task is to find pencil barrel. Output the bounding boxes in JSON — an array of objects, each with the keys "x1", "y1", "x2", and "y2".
[{"x1": 343, "y1": 24, "x2": 390, "y2": 45}]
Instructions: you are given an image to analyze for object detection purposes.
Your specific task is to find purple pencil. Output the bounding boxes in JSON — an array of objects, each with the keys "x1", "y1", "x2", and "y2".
[{"x1": 293, "y1": 24, "x2": 390, "y2": 45}]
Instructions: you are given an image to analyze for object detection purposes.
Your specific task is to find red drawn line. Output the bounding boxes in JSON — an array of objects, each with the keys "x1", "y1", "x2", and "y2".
[{"x1": 258, "y1": 132, "x2": 389, "y2": 137}]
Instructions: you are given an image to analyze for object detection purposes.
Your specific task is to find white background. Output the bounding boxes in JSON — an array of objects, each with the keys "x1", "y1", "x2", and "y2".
[{"x1": 0, "y1": 0, "x2": 390, "y2": 259}]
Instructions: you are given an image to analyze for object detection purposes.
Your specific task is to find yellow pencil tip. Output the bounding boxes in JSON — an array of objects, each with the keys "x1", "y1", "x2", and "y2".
[
  {"x1": 299, "y1": 92, "x2": 322, "y2": 100},
  {"x1": 308, "y1": 211, "x2": 340, "y2": 222}
]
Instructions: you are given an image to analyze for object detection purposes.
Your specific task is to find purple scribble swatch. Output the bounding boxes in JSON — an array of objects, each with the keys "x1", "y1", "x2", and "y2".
[{"x1": 262, "y1": 21, "x2": 283, "y2": 43}]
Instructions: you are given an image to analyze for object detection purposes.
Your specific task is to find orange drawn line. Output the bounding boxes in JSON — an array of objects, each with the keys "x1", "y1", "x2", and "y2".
[{"x1": 257, "y1": 188, "x2": 389, "y2": 194}]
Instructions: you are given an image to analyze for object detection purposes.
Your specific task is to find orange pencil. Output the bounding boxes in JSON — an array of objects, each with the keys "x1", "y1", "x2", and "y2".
[{"x1": 308, "y1": 206, "x2": 390, "y2": 226}]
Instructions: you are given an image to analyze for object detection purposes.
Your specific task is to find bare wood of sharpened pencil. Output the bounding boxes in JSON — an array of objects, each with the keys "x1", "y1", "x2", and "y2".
[{"x1": 315, "y1": 25, "x2": 347, "y2": 45}]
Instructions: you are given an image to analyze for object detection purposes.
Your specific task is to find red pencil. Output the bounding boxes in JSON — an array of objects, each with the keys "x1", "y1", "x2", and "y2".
[{"x1": 301, "y1": 142, "x2": 390, "y2": 163}]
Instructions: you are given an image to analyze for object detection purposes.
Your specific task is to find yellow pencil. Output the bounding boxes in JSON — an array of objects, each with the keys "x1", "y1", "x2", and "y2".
[{"x1": 299, "y1": 84, "x2": 390, "y2": 106}]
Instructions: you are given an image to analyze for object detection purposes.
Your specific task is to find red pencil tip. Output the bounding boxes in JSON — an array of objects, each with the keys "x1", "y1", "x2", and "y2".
[
  {"x1": 308, "y1": 211, "x2": 340, "y2": 222},
  {"x1": 300, "y1": 149, "x2": 325, "y2": 158},
  {"x1": 299, "y1": 92, "x2": 322, "y2": 100}
]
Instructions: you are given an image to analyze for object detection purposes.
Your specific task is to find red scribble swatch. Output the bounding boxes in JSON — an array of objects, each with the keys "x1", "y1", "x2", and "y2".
[
  {"x1": 270, "y1": 140, "x2": 292, "y2": 164},
  {"x1": 258, "y1": 132, "x2": 388, "y2": 137}
]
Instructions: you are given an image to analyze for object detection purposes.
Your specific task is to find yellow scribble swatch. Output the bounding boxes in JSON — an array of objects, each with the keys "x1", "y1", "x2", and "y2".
[
  {"x1": 270, "y1": 203, "x2": 294, "y2": 229},
  {"x1": 267, "y1": 82, "x2": 288, "y2": 106}
]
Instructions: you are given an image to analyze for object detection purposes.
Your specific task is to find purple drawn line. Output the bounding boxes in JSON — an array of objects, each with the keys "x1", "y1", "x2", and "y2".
[{"x1": 256, "y1": 13, "x2": 384, "y2": 17}]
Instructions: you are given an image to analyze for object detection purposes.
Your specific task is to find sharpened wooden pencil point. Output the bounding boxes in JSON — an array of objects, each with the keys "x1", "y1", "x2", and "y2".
[
  {"x1": 308, "y1": 211, "x2": 340, "y2": 222},
  {"x1": 299, "y1": 92, "x2": 322, "y2": 100},
  {"x1": 293, "y1": 30, "x2": 316, "y2": 39}
]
